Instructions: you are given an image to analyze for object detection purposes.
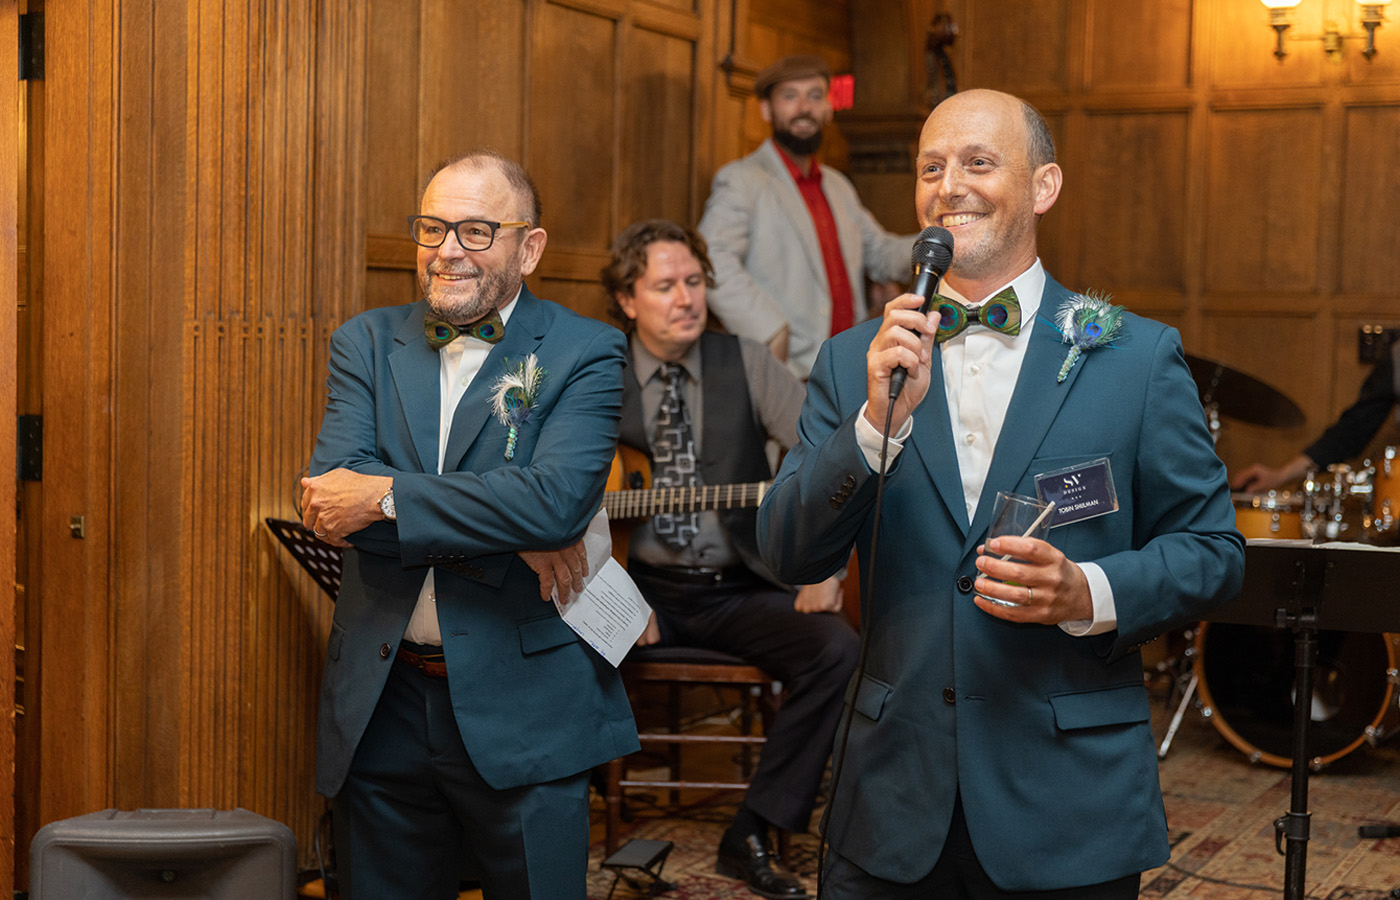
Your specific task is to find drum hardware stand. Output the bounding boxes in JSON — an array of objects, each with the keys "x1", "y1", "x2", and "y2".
[{"x1": 1157, "y1": 628, "x2": 1201, "y2": 759}]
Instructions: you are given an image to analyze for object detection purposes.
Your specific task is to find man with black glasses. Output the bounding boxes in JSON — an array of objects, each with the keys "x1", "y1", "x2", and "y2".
[{"x1": 300, "y1": 150, "x2": 637, "y2": 900}]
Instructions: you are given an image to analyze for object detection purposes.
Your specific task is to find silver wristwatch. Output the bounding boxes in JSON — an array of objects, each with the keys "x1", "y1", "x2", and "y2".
[{"x1": 379, "y1": 487, "x2": 396, "y2": 522}]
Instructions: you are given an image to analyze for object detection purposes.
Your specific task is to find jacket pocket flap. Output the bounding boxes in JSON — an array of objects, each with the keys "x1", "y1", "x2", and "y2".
[
  {"x1": 1048, "y1": 684, "x2": 1148, "y2": 730},
  {"x1": 519, "y1": 615, "x2": 579, "y2": 655},
  {"x1": 853, "y1": 674, "x2": 892, "y2": 720}
]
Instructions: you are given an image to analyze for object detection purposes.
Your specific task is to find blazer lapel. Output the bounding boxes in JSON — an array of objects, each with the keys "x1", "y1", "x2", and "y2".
[
  {"x1": 389, "y1": 304, "x2": 444, "y2": 474},
  {"x1": 965, "y1": 282, "x2": 1083, "y2": 550},
  {"x1": 441, "y1": 288, "x2": 547, "y2": 472},
  {"x1": 908, "y1": 346, "x2": 973, "y2": 538},
  {"x1": 757, "y1": 140, "x2": 828, "y2": 283}
]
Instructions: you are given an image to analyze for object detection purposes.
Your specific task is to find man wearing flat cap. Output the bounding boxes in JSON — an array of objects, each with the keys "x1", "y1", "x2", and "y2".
[{"x1": 698, "y1": 53, "x2": 915, "y2": 378}]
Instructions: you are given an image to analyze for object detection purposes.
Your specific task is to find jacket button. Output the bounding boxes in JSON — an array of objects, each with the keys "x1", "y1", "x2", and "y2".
[
  {"x1": 956, "y1": 575, "x2": 974, "y2": 593},
  {"x1": 379, "y1": 643, "x2": 391, "y2": 659},
  {"x1": 942, "y1": 688, "x2": 956, "y2": 705}
]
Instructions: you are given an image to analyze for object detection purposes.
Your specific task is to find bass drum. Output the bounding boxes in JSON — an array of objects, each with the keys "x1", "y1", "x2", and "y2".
[{"x1": 1194, "y1": 622, "x2": 1399, "y2": 769}]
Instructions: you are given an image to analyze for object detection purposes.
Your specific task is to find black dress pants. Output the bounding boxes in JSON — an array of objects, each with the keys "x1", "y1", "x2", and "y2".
[{"x1": 631, "y1": 567, "x2": 860, "y2": 834}]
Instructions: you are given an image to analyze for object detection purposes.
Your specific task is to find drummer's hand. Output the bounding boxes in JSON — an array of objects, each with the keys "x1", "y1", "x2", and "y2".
[
  {"x1": 1231, "y1": 463, "x2": 1284, "y2": 493},
  {"x1": 971, "y1": 536, "x2": 1092, "y2": 624},
  {"x1": 1232, "y1": 453, "x2": 1315, "y2": 493}
]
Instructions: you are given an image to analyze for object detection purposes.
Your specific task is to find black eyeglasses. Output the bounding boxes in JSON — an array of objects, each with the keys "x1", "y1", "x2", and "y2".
[{"x1": 407, "y1": 215, "x2": 530, "y2": 252}]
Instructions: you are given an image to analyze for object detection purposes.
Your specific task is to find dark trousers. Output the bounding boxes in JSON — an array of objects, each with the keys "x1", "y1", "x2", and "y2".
[
  {"x1": 631, "y1": 568, "x2": 860, "y2": 834},
  {"x1": 333, "y1": 656, "x2": 591, "y2": 900},
  {"x1": 822, "y1": 795, "x2": 1141, "y2": 900}
]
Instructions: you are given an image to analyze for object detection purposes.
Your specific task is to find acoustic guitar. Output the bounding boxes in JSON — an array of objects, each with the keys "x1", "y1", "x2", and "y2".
[{"x1": 603, "y1": 444, "x2": 770, "y2": 564}]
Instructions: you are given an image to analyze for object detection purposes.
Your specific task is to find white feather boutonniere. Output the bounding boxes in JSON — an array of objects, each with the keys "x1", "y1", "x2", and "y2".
[{"x1": 490, "y1": 353, "x2": 546, "y2": 460}]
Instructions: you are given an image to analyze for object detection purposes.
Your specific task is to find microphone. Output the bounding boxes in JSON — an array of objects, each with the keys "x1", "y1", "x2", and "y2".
[{"x1": 888, "y1": 225, "x2": 955, "y2": 400}]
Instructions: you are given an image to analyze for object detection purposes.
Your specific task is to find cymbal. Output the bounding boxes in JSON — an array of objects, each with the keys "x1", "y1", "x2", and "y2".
[{"x1": 1185, "y1": 354, "x2": 1304, "y2": 429}]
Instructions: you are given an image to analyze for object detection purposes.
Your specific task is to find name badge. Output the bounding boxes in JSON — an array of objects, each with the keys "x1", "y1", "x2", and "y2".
[{"x1": 1035, "y1": 458, "x2": 1118, "y2": 527}]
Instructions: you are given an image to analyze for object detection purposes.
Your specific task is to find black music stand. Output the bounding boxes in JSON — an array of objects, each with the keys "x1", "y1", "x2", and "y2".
[
  {"x1": 1214, "y1": 540, "x2": 1400, "y2": 900},
  {"x1": 265, "y1": 517, "x2": 344, "y2": 600}
]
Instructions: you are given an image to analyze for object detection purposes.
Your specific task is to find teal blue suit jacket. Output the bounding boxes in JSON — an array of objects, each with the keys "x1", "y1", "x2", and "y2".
[
  {"x1": 757, "y1": 277, "x2": 1244, "y2": 890},
  {"x1": 310, "y1": 287, "x2": 639, "y2": 798}
]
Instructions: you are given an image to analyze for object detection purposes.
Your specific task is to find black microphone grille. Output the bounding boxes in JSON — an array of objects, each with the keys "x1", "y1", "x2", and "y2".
[{"x1": 913, "y1": 225, "x2": 954, "y2": 270}]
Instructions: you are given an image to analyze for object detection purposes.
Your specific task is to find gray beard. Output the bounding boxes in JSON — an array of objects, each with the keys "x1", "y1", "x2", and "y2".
[{"x1": 420, "y1": 266, "x2": 517, "y2": 324}]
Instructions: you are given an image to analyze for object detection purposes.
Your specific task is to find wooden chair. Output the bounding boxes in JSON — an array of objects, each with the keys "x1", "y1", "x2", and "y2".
[{"x1": 602, "y1": 646, "x2": 781, "y2": 857}]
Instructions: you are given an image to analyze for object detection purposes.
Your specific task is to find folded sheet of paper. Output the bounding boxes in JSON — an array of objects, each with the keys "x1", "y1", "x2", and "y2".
[{"x1": 553, "y1": 509, "x2": 652, "y2": 666}]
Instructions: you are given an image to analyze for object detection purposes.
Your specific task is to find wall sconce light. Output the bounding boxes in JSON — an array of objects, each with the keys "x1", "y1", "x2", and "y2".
[{"x1": 1262, "y1": 0, "x2": 1393, "y2": 60}]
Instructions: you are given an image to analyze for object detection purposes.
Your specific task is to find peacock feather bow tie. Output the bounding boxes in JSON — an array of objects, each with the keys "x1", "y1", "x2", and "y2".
[
  {"x1": 934, "y1": 287, "x2": 1021, "y2": 343},
  {"x1": 425, "y1": 309, "x2": 505, "y2": 349}
]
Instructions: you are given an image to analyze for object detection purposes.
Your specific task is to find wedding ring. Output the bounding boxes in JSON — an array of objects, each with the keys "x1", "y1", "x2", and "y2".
[
  {"x1": 314, "y1": 528, "x2": 327, "y2": 537},
  {"x1": 1026, "y1": 586, "x2": 1034, "y2": 603}
]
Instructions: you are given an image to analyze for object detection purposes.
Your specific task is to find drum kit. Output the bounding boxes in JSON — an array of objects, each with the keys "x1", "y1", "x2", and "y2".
[{"x1": 1159, "y1": 356, "x2": 1400, "y2": 770}]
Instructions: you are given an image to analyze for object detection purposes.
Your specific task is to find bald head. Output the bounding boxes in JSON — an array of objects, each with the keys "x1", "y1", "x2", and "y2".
[
  {"x1": 423, "y1": 150, "x2": 542, "y2": 227},
  {"x1": 926, "y1": 90, "x2": 1054, "y2": 170},
  {"x1": 914, "y1": 89, "x2": 1063, "y2": 296}
]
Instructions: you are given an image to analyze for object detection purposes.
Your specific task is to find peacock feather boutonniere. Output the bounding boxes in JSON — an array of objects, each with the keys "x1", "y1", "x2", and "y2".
[
  {"x1": 490, "y1": 353, "x2": 546, "y2": 460},
  {"x1": 1050, "y1": 290, "x2": 1125, "y2": 383}
]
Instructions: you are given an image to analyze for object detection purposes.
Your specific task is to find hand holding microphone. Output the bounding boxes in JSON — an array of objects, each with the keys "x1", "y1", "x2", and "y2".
[{"x1": 887, "y1": 226, "x2": 954, "y2": 400}]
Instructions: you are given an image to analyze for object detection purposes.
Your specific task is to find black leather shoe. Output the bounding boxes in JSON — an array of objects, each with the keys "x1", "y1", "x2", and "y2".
[{"x1": 715, "y1": 829, "x2": 810, "y2": 899}]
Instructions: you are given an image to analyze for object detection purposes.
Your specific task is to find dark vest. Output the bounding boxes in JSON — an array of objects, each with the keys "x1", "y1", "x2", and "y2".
[{"x1": 619, "y1": 331, "x2": 781, "y2": 585}]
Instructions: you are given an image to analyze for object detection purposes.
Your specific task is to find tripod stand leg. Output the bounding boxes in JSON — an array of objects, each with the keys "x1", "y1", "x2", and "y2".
[{"x1": 1159, "y1": 672, "x2": 1198, "y2": 760}]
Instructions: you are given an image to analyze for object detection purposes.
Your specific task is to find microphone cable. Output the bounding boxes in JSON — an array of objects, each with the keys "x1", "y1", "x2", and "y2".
[
  {"x1": 814, "y1": 226, "x2": 950, "y2": 895},
  {"x1": 815, "y1": 396, "x2": 899, "y2": 898}
]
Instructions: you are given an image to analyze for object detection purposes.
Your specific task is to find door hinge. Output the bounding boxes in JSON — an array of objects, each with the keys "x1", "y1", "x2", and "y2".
[
  {"x1": 19, "y1": 11, "x2": 44, "y2": 81},
  {"x1": 17, "y1": 415, "x2": 41, "y2": 482}
]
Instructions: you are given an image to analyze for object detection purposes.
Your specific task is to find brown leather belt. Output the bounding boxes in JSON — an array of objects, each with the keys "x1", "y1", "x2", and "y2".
[{"x1": 396, "y1": 644, "x2": 448, "y2": 678}]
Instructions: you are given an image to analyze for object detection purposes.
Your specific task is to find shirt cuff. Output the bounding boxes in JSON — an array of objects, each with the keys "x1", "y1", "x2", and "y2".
[
  {"x1": 854, "y1": 402, "x2": 913, "y2": 474},
  {"x1": 1058, "y1": 561, "x2": 1117, "y2": 637}
]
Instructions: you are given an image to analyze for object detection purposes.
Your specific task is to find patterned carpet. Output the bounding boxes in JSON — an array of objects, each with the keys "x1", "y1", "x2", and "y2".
[{"x1": 587, "y1": 669, "x2": 1400, "y2": 899}]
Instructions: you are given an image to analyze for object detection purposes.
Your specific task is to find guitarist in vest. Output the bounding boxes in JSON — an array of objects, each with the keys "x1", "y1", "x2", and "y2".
[{"x1": 602, "y1": 220, "x2": 859, "y2": 900}]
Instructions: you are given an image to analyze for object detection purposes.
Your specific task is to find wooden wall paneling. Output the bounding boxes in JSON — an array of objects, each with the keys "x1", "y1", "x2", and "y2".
[
  {"x1": 962, "y1": 0, "x2": 1072, "y2": 95},
  {"x1": 39, "y1": 0, "x2": 118, "y2": 831},
  {"x1": 420, "y1": 0, "x2": 527, "y2": 168},
  {"x1": 364, "y1": 0, "x2": 417, "y2": 260},
  {"x1": 1, "y1": 0, "x2": 17, "y2": 886},
  {"x1": 1085, "y1": 0, "x2": 1193, "y2": 90},
  {"x1": 1204, "y1": 106, "x2": 1324, "y2": 294},
  {"x1": 527, "y1": 0, "x2": 621, "y2": 317},
  {"x1": 618, "y1": 17, "x2": 699, "y2": 230},
  {"x1": 1077, "y1": 110, "x2": 1190, "y2": 296},
  {"x1": 531, "y1": 2, "x2": 618, "y2": 252},
  {"x1": 1339, "y1": 104, "x2": 1400, "y2": 294},
  {"x1": 108, "y1": 0, "x2": 188, "y2": 813}
]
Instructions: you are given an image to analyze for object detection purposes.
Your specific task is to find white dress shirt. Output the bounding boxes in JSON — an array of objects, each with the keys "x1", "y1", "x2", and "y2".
[
  {"x1": 854, "y1": 260, "x2": 1115, "y2": 635},
  {"x1": 403, "y1": 291, "x2": 521, "y2": 646}
]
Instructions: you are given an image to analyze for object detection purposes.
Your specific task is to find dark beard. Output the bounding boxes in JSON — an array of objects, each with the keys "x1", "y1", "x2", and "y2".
[{"x1": 773, "y1": 126, "x2": 824, "y2": 158}]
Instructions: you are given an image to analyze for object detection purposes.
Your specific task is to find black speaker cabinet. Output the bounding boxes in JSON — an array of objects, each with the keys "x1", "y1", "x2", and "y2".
[{"x1": 29, "y1": 808, "x2": 296, "y2": 899}]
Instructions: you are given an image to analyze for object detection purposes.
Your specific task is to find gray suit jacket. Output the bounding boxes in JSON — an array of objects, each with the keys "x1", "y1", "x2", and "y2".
[{"x1": 698, "y1": 139, "x2": 914, "y2": 377}]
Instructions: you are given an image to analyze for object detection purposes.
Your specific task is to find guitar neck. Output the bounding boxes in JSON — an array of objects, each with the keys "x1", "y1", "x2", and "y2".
[{"x1": 603, "y1": 482, "x2": 770, "y2": 520}]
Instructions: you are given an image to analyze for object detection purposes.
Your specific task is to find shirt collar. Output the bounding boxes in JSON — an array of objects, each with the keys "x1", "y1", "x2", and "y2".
[
  {"x1": 630, "y1": 335, "x2": 702, "y2": 387},
  {"x1": 774, "y1": 143, "x2": 822, "y2": 186}
]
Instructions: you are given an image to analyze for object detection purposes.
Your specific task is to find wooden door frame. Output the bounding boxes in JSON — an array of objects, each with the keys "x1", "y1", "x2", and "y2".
[{"x1": 3, "y1": 0, "x2": 22, "y2": 887}]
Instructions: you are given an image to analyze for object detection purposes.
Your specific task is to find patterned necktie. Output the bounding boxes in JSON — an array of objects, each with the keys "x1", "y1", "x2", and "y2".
[
  {"x1": 425, "y1": 308, "x2": 505, "y2": 350},
  {"x1": 934, "y1": 286, "x2": 1021, "y2": 343},
  {"x1": 651, "y1": 363, "x2": 701, "y2": 550}
]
